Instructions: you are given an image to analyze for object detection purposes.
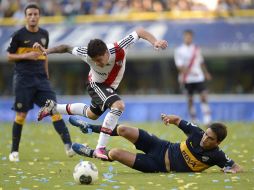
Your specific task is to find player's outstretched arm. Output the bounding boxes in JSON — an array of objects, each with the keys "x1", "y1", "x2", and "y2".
[
  {"x1": 222, "y1": 163, "x2": 243, "y2": 174},
  {"x1": 33, "y1": 42, "x2": 74, "y2": 55},
  {"x1": 161, "y1": 114, "x2": 181, "y2": 126},
  {"x1": 135, "y1": 27, "x2": 168, "y2": 50}
]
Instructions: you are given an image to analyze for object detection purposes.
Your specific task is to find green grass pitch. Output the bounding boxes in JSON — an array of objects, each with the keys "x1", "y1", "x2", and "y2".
[{"x1": 0, "y1": 121, "x2": 254, "y2": 190}]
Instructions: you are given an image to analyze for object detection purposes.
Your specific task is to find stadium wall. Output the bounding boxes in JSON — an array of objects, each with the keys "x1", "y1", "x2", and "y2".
[{"x1": 1, "y1": 95, "x2": 254, "y2": 122}]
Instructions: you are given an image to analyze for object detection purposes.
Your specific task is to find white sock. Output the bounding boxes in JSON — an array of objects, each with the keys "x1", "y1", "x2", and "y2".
[
  {"x1": 189, "y1": 105, "x2": 197, "y2": 122},
  {"x1": 96, "y1": 108, "x2": 122, "y2": 149},
  {"x1": 201, "y1": 103, "x2": 211, "y2": 125},
  {"x1": 56, "y1": 103, "x2": 89, "y2": 117}
]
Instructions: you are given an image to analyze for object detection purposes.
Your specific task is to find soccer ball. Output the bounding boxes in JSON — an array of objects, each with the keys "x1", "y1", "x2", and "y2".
[{"x1": 73, "y1": 161, "x2": 99, "y2": 185}]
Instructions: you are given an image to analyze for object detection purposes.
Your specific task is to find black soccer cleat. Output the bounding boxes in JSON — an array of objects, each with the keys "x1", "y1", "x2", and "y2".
[{"x1": 69, "y1": 116, "x2": 92, "y2": 134}]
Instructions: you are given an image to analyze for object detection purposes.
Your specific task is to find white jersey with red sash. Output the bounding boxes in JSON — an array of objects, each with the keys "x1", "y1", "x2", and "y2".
[
  {"x1": 71, "y1": 31, "x2": 139, "y2": 89},
  {"x1": 174, "y1": 44, "x2": 205, "y2": 84}
]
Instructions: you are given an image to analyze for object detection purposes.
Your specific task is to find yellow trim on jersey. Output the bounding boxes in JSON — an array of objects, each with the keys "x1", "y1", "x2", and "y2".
[
  {"x1": 180, "y1": 141, "x2": 210, "y2": 172},
  {"x1": 51, "y1": 114, "x2": 62, "y2": 122},
  {"x1": 16, "y1": 47, "x2": 46, "y2": 60}
]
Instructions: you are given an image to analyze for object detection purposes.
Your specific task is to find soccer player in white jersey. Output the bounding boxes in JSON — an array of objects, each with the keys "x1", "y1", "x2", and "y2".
[
  {"x1": 174, "y1": 30, "x2": 212, "y2": 126},
  {"x1": 33, "y1": 27, "x2": 168, "y2": 160}
]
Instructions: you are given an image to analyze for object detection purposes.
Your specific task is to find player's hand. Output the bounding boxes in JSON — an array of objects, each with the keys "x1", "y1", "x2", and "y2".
[
  {"x1": 154, "y1": 40, "x2": 168, "y2": 50},
  {"x1": 221, "y1": 167, "x2": 237, "y2": 174},
  {"x1": 25, "y1": 51, "x2": 41, "y2": 60},
  {"x1": 33, "y1": 42, "x2": 47, "y2": 56},
  {"x1": 205, "y1": 72, "x2": 212, "y2": 81},
  {"x1": 161, "y1": 114, "x2": 181, "y2": 126}
]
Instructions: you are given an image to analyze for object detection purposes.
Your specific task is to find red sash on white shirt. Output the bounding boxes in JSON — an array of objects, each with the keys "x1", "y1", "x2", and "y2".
[
  {"x1": 104, "y1": 42, "x2": 125, "y2": 86},
  {"x1": 182, "y1": 45, "x2": 198, "y2": 83}
]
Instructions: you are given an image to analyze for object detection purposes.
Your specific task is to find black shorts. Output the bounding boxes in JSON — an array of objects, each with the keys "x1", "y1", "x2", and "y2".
[
  {"x1": 13, "y1": 74, "x2": 56, "y2": 112},
  {"x1": 133, "y1": 129, "x2": 169, "y2": 173},
  {"x1": 184, "y1": 82, "x2": 207, "y2": 96},
  {"x1": 87, "y1": 82, "x2": 121, "y2": 116}
]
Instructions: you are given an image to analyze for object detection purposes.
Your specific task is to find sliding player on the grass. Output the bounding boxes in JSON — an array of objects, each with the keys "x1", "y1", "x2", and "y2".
[{"x1": 69, "y1": 114, "x2": 242, "y2": 173}]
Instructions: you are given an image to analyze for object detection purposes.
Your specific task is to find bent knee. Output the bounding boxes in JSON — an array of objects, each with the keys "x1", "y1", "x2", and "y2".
[
  {"x1": 117, "y1": 125, "x2": 127, "y2": 136},
  {"x1": 111, "y1": 101, "x2": 125, "y2": 112},
  {"x1": 109, "y1": 148, "x2": 122, "y2": 160},
  {"x1": 87, "y1": 109, "x2": 99, "y2": 120}
]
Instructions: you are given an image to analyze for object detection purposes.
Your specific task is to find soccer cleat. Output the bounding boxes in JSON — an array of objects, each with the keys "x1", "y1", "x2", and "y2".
[
  {"x1": 65, "y1": 144, "x2": 76, "y2": 157},
  {"x1": 93, "y1": 147, "x2": 108, "y2": 160},
  {"x1": 9, "y1": 151, "x2": 19, "y2": 162},
  {"x1": 38, "y1": 99, "x2": 56, "y2": 121},
  {"x1": 71, "y1": 143, "x2": 94, "y2": 158},
  {"x1": 69, "y1": 116, "x2": 92, "y2": 134}
]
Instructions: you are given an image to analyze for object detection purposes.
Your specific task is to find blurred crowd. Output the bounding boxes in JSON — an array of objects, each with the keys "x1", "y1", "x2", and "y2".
[{"x1": 1, "y1": 0, "x2": 254, "y2": 18}]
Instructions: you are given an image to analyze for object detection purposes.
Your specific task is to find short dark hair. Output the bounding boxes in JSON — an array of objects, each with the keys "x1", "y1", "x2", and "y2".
[
  {"x1": 209, "y1": 123, "x2": 227, "y2": 142},
  {"x1": 184, "y1": 29, "x2": 194, "y2": 36},
  {"x1": 24, "y1": 3, "x2": 40, "y2": 15},
  {"x1": 87, "y1": 39, "x2": 107, "y2": 58}
]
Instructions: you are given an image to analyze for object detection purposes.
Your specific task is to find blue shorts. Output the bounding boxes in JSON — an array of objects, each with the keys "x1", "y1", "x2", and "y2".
[
  {"x1": 13, "y1": 74, "x2": 56, "y2": 112},
  {"x1": 133, "y1": 129, "x2": 169, "y2": 173}
]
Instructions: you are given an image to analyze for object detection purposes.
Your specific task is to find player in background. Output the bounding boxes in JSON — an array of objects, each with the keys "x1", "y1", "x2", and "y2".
[
  {"x1": 174, "y1": 30, "x2": 212, "y2": 126},
  {"x1": 34, "y1": 27, "x2": 168, "y2": 160},
  {"x1": 69, "y1": 115, "x2": 243, "y2": 173},
  {"x1": 7, "y1": 3, "x2": 74, "y2": 162}
]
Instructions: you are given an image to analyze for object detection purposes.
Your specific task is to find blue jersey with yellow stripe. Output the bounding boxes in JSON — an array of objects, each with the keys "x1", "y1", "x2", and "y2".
[
  {"x1": 167, "y1": 120, "x2": 234, "y2": 172},
  {"x1": 7, "y1": 27, "x2": 48, "y2": 76}
]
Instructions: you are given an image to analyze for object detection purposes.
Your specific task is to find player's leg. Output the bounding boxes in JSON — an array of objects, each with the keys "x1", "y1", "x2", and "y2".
[
  {"x1": 69, "y1": 116, "x2": 120, "y2": 135},
  {"x1": 9, "y1": 77, "x2": 35, "y2": 162},
  {"x1": 109, "y1": 149, "x2": 163, "y2": 173},
  {"x1": 198, "y1": 83, "x2": 211, "y2": 125},
  {"x1": 185, "y1": 83, "x2": 197, "y2": 123},
  {"x1": 9, "y1": 112, "x2": 27, "y2": 162},
  {"x1": 95, "y1": 99, "x2": 124, "y2": 146},
  {"x1": 108, "y1": 148, "x2": 136, "y2": 167},
  {"x1": 83, "y1": 82, "x2": 123, "y2": 160},
  {"x1": 35, "y1": 80, "x2": 74, "y2": 157}
]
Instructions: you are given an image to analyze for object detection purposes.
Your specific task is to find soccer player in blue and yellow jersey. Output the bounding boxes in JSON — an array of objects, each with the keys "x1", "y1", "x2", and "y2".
[
  {"x1": 69, "y1": 114, "x2": 242, "y2": 173},
  {"x1": 7, "y1": 3, "x2": 74, "y2": 162}
]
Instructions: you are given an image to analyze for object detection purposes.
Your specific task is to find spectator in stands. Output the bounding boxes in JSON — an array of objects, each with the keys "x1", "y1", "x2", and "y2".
[{"x1": 174, "y1": 30, "x2": 212, "y2": 126}]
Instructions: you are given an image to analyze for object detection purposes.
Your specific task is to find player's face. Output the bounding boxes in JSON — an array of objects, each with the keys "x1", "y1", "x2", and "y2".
[
  {"x1": 184, "y1": 33, "x2": 193, "y2": 45},
  {"x1": 92, "y1": 51, "x2": 110, "y2": 67},
  {"x1": 25, "y1": 8, "x2": 40, "y2": 27},
  {"x1": 200, "y1": 128, "x2": 220, "y2": 150}
]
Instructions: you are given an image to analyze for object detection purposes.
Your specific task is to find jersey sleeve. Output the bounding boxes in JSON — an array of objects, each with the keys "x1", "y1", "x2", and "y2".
[
  {"x1": 214, "y1": 150, "x2": 235, "y2": 168},
  {"x1": 178, "y1": 120, "x2": 201, "y2": 136},
  {"x1": 7, "y1": 32, "x2": 19, "y2": 53},
  {"x1": 71, "y1": 46, "x2": 88, "y2": 61},
  {"x1": 174, "y1": 48, "x2": 184, "y2": 67},
  {"x1": 45, "y1": 30, "x2": 49, "y2": 49},
  {"x1": 117, "y1": 31, "x2": 139, "y2": 50}
]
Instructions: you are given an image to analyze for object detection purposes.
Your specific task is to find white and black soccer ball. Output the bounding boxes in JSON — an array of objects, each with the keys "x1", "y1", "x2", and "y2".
[{"x1": 73, "y1": 161, "x2": 99, "y2": 185}]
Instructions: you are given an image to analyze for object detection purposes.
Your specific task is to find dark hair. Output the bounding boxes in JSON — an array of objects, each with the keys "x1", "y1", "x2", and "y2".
[
  {"x1": 184, "y1": 29, "x2": 194, "y2": 36},
  {"x1": 87, "y1": 39, "x2": 107, "y2": 58},
  {"x1": 209, "y1": 123, "x2": 227, "y2": 142},
  {"x1": 24, "y1": 3, "x2": 40, "y2": 15}
]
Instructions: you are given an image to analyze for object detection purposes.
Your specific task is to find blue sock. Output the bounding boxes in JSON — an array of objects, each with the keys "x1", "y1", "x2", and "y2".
[
  {"x1": 53, "y1": 119, "x2": 72, "y2": 145},
  {"x1": 11, "y1": 122, "x2": 23, "y2": 152}
]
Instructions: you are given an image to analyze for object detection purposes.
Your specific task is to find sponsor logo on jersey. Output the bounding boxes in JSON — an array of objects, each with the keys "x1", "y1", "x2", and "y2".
[
  {"x1": 202, "y1": 156, "x2": 209, "y2": 162},
  {"x1": 24, "y1": 40, "x2": 30, "y2": 44},
  {"x1": 180, "y1": 141, "x2": 210, "y2": 172}
]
